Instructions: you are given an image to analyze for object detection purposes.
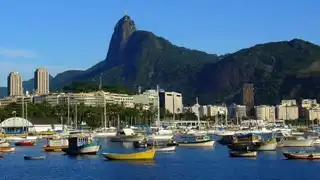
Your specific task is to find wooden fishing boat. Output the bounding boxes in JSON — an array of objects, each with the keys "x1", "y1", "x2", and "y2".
[
  {"x1": 283, "y1": 152, "x2": 320, "y2": 160},
  {"x1": 102, "y1": 149, "x2": 156, "y2": 160},
  {"x1": 62, "y1": 136, "x2": 101, "y2": 155},
  {"x1": 24, "y1": 155, "x2": 45, "y2": 160},
  {"x1": 15, "y1": 141, "x2": 35, "y2": 146},
  {"x1": 42, "y1": 138, "x2": 68, "y2": 152},
  {"x1": 229, "y1": 151, "x2": 257, "y2": 157},
  {"x1": 0, "y1": 147, "x2": 15, "y2": 152}
]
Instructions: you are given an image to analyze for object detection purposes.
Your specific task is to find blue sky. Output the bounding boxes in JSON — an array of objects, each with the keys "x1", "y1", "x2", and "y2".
[{"x1": 0, "y1": 0, "x2": 319, "y2": 86}]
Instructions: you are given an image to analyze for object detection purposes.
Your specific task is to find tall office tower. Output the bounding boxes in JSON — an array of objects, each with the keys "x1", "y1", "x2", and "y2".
[
  {"x1": 34, "y1": 68, "x2": 49, "y2": 95},
  {"x1": 7, "y1": 72, "x2": 23, "y2": 96},
  {"x1": 242, "y1": 83, "x2": 254, "y2": 116}
]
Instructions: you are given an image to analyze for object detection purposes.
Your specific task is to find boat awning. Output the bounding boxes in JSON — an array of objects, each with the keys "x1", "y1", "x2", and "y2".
[{"x1": 0, "y1": 117, "x2": 33, "y2": 128}]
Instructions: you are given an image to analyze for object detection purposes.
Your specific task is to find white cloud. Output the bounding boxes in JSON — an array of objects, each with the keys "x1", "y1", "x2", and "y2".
[
  {"x1": 0, "y1": 47, "x2": 36, "y2": 58},
  {"x1": 0, "y1": 61, "x2": 84, "y2": 86}
]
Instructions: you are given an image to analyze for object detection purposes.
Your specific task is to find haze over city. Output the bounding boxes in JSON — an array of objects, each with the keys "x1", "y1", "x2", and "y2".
[{"x1": 0, "y1": 0, "x2": 319, "y2": 86}]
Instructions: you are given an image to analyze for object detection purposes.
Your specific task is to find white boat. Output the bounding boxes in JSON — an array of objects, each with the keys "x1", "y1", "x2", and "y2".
[
  {"x1": 178, "y1": 135, "x2": 215, "y2": 147},
  {"x1": 62, "y1": 136, "x2": 101, "y2": 155},
  {"x1": 147, "y1": 134, "x2": 173, "y2": 141},
  {"x1": 255, "y1": 139, "x2": 277, "y2": 151},
  {"x1": 26, "y1": 136, "x2": 38, "y2": 140},
  {"x1": 110, "y1": 128, "x2": 145, "y2": 142},
  {"x1": 154, "y1": 146, "x2": 176, "y2": 152},
  {"x1": 279, "y1": 136, "x2": 314, "y2": 147},
  {"x1": 0, "y1": 142, "x2": 10, "y2": 147},
  {"x1": 5, "y1": 136, "x2": 25, "y2": 142}
]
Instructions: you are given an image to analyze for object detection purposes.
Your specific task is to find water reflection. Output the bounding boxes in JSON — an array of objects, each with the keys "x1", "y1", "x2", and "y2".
[{"x1": 105, "y1": 159, "x2": 156, "y2": 166}]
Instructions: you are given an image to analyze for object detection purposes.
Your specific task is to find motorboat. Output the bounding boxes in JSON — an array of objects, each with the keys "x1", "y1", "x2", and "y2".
[
  {"x1": 24, "y1": 155, "x2": 45, "y2": 160},
  {"x1": 283, "y1": 152, "x2": 320, "y2": 160},
  {"x1": 110, "y1": 128, "x2": 145, "y2": 142},
  {"x1": 15, "y1": 141, "x2": 36, "y2": 146},
  {"x1": 229, "y1": 151, "x2": 257, "y2": 157},
  {"x1": 178, "y1": 135, "x2": 215, "y2": 147},
  {"x1": 92, "y1": 128, "x2": 117, "y2": 138},
  {"x1": 62, "y1": 136, "x2": 101, "y2": 155},
  {"x1": 254, "y1": 139, "x2": 277, "y2": 151},
  {"x1": 102, "y1": 149, "x2": 156, "y2": 160},
  {"x1": 279, "y1": 136, "x2": 314, "y2": 147}
]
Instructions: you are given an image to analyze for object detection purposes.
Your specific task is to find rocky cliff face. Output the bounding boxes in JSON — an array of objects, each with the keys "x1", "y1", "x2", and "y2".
[{"x1": 105, "y1": 15, "x2": 137, "y2": 67}]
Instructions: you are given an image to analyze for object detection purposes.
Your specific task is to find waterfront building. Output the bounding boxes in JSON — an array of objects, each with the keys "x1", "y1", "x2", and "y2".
[
  {"x1": 159, "y1": 91, "x2": 183, "y2": 114},
  {"x1": 207, "y1": 105, "x2": 228, "y2": 116},
  {"x1": 280, "y1": 99, "x2": 297, "y2": 106},
  {"x1": 7, "y1": 72, "x2": 23, "y2": 96},
  {"x1": 34, "y1": 68, "x2": 49, "y2": 95},
  {"x1": 242, "y1": 83, "x2": 254, "y2": 116},
  {"x1": 301, "y1": 99, "x2": 318, "y2": 109},
  {"x1": 276, "y1": 105, "x2": 299, "y2": 120},
  {"x1": 133, "y1": 90, "x2": 158, "y2": 110},
  {"x1": 229, "y1": 104, "x2": 246, "y2": 118},
  {"x1": 254, "y1": 105, "x2": 276, "y2": 122},
  {"x1": 199, "y1": 105, "x2": 208, "y2": 118},
  {"x1": 306, "y1": 108, "x2": 320, "y2": 121}
]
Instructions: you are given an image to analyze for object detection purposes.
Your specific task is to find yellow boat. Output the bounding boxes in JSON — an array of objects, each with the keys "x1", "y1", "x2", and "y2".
[
  {"x1": 0, "y1": 147, "x2": 15, "y2": 152},
  {"x1": 102, "y1": 149, "x2": 156, "y2": 160}
]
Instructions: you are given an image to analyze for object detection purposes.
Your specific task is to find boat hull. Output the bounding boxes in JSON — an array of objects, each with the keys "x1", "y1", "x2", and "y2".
[
  {"x1": 229, "y1": 151, "x2": 257, "y2": 157},
  {"x1": 0, "y1": 147, "x2": 15, "y2": 152},
  {"x1": 63, "y1": 145, "x2": 101, "y2": 155},
  {"x1": 256, "y1": 142, "x2": 277, "y2": 151},
  {"x1": 178, "y1": 140, "x2": 215, "y2": 147},
  {"x1": 154, "y1": 146, "x2": 176, "y2": 152},
  {"x1": 43, "y1": 145, "x2": 68, "y2": 152},
  {"x1": 15, "y1": 141, "x2": 36, "y2": 146},
  {"x1": 283, "y1": 152, "x2": 320, "y2": 160},
  {"x1": 102, "y1": 149, "x2": 155, "y2": 160},
  {"x1": 147, "y1": 135, "x2": 173, "y2": 141},
  {"x1": 93, "y1": 132, "x2": 117, "y2": 138},
  {"x1": 281, "y1": 139, "x2": 314, "y2": 147}
]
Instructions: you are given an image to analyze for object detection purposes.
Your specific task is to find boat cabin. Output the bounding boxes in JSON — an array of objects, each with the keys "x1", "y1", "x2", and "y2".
[
  {"x1": 68, "y1": 136, "x2": 91, "y2": 149},
  {"x1": 232, "y1": 133, "x2": 261, "y2": 144}
]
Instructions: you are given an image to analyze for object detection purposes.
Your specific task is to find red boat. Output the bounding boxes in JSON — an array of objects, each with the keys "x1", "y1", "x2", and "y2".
[{"x1": 15, "y1": 141, "x2": 36, "y2": 146}]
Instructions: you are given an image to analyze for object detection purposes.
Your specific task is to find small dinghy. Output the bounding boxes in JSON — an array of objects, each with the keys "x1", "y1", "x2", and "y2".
[
  {"x1": 229, "y1": 151, "x2": 257, "y2": 157},
  {"x1": 283, "y1": 152, "x2": 320, "y2": 160},
  {"x1": 154, "y1": 146, "x2": 176, "y2": 152},
  {"x1": 24, "y1": 155, "x2": 45, "y2": 160}
]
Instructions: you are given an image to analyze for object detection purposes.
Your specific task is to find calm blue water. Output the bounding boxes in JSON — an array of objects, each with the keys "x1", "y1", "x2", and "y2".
[{"x1": 1, "y1": 138, "x2": 320, "y2": 180}]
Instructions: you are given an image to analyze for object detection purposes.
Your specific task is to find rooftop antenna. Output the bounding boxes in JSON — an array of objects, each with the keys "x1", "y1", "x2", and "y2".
[{"x1": 124, "y1": 10, "x2": 127, "y2": 16}]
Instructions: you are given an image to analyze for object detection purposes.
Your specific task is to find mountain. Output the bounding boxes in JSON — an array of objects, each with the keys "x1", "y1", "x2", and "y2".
[
  {"x1": 2, "y1": 15, "x2": 320, "y2": 105},
  {"x1": 196, "y1": 39, "x2": 320, "y2": 104}
]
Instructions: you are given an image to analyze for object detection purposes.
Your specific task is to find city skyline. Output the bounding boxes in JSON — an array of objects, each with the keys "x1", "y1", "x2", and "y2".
[
  {"x1": 6, "y1": 68, "x2": 50, "y2": 95},
  {"x1": 0, "y1": 0, "x2": 319, "y2": 86}
]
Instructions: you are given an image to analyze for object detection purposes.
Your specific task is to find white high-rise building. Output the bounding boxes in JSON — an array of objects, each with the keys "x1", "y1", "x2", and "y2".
[
  {"x1": 7, "y1": 72, "x2": 23, "y2": 96},
  {"x1": 159, "y1": 91, "x2": 183, "y2": 114},
  {"x1": 276, "y1": 105, "x2": 299, "y2": 120},
  {"x1": 34, "y1": 68, "x2": 49, "y2": 95},
  {"x1": 255, "y1": 105, "x2": 276, "y2": 122}
]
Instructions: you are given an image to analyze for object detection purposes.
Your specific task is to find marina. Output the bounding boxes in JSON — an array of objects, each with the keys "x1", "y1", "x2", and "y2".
[{"x1": 0, "y1": 127, "x2": 319, "y2": 179}]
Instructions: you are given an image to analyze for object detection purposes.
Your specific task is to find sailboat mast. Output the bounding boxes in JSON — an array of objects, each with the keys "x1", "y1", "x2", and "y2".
[
  {"x1": 157, "y1": 85, "x2": 160, "y2": 124},
  {"x1": 103, "y1": 94, "x2": 107, "y2": 129},
  {"x1": 67, "y1": 95, "x2": 70, "y2": 128},
  {"x1": 22, "y1": 96, "x2": 24, "y2": 119},
  {"x1": 75, "y1": 103, "x2": 78, "y2": 130},
  {"x1": 172, "y1": 91, "x2": 175, "y2": 121},
  {"x1": 196, "y1": 97, "x2": 200, "y2": 126}
]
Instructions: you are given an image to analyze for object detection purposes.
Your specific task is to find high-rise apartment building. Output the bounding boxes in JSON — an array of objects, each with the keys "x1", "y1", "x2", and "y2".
[
  {"x1": 242, "y1": 83, "x2": 254, "y2": 116},
  {"x1": 34, "y1": 68, "x2": 49, "y2": 95},
  {"x1": 7, "y1": 72, "x2": 23, "y2": 96}
]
